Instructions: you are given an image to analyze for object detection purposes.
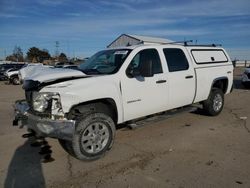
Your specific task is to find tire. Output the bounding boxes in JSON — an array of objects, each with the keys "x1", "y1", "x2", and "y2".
[
  {"x1": 72, "y1": 113, "x2": 115, "y2": 160},
  {"x1": 58, "y1": 139, "x2": 75, "y2": 156},
  {"x1": 58, "y1": 103, "x2": 116, "y2": 161},
  {"x1": 12, "y1": 77, "x2": 20, "y2": 85},
  {"x1": 203, "y1": 89, "x2": 224, "y2": 116}
]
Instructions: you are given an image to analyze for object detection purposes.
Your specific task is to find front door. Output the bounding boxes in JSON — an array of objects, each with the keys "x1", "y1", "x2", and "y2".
[{"x1": 121, "y1": 48, "x2": 169, "y2": 121}]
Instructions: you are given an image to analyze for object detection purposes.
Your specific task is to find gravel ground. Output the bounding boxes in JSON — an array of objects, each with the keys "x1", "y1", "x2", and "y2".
[{"x1": 0, "y1": 67, "x2": 249, "y2": 188}]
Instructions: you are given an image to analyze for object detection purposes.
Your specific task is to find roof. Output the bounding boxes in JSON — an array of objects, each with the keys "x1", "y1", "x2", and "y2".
[
  {"x1": 127, "y1": 34, "x2": 173, "y2": 44},
  {"x1": 107, "y1": 34, "x2": 173, "y2": 48}
]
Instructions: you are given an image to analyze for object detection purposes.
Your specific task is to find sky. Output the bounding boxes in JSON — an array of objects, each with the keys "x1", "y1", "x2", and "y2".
[{"x1": 0, "y1": 0, "x2": 250, "y2": 60}]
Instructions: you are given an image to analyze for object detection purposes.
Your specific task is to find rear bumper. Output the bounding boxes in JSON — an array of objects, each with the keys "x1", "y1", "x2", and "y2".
[{"x1": 14, "y1": 100, "x2": 75, "y2": 141}]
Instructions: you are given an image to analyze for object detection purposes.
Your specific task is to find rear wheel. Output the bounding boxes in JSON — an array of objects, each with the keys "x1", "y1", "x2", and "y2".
[{"x1": 203, "y1": 89, "x2": 224, "y2": 116}]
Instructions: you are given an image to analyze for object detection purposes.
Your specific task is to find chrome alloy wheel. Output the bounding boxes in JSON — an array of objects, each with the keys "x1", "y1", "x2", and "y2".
[
  {"x1": 213, "y1": 94, "x2": 223, "y2": 112},
  {"x1": 80, "y1": 122, "x2": 110, "y2": 154}
]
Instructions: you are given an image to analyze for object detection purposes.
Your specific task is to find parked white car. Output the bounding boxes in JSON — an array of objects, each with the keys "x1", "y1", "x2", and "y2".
[
  {"x1": 241, "y1": 67, "x2": 250, "y2": 88},
  {"x1": 5, "y1": 63, "x2": 43, "y2": 84},
  {"x1": 14, "y1": 43, "x2": 233, "y2": 160}
]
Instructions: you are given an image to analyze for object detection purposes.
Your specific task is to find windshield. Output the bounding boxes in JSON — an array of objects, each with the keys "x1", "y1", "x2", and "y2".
[{"x1": 79, "y1": 49, "x2": 131, "y2": 75}]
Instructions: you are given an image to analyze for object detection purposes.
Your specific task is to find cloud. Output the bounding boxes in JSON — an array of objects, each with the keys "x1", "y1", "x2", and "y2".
[
  {"x1": 65, "y1": 13, "x2": 81, "y2": 17},
  {"x1": 143, "y1": 0, "x2": 250, "y2": 17},
  {"x1": 36, "y1": 0, "x2": 67, "y2": 6},
  {"x1": 0, "y1": 13, "x2": 26, "y2": 18},
  {"x1": 0, "y1": 0, "x2": 249, "y2": 60},
  {"x1": 99, "y1": 1, "x2": 136, "y2": 12}
]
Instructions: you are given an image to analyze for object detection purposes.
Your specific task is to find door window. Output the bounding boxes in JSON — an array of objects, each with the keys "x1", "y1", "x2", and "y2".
[
  {"x1": 163, "y1": 48, "x2": 189, "y2": 72},
  {"x1": 127, "y1": 49, "x2": 163, "y2": 77}
]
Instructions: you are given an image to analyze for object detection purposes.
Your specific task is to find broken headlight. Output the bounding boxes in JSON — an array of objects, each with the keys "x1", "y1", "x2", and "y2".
[{"x1": 32, "y1": 92, "x2": 60, "y2": 113}]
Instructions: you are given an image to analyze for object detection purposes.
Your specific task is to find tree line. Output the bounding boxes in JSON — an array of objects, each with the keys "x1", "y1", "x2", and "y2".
[{"x1": 6, "y1": 46, "x2": 68, "y2": 63}]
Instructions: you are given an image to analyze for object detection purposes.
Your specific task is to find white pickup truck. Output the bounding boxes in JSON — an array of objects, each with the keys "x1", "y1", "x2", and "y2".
[{"x1": 14, "y1": 44, "x2": 233, "y2": 160}]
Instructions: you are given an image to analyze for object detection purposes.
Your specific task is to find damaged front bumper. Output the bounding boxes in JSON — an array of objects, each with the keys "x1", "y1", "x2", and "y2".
[{"x1": 13, "y1": 100, "x2": 75, "y2": 141}]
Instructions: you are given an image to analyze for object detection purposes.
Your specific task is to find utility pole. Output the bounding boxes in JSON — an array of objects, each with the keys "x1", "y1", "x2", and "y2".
[
  {"x1": 67, "y1": 41, "x2": 70, "y2": 60},
  {"x1": 55, "y1": 41, "x2": 59, "y2": 57}
]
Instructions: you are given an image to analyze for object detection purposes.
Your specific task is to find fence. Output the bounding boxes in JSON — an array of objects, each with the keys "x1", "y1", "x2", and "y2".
[{"x1": 233, "y1": 60, "x2": 250, "y2": 67}]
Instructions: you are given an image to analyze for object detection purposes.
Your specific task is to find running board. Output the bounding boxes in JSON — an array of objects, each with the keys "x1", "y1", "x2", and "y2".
[{"x1": 127, "y1": 106, "x2": 197, "y2": 130}]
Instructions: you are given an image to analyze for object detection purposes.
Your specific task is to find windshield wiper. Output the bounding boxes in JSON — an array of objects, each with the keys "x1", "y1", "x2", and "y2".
[{"x1": 81, "y1": 68, "x2": 102, "y2": 75}]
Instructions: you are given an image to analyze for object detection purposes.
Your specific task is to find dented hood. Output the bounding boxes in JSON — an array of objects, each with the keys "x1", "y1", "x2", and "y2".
[{"x1": 21, "y1": 65, "x2": 86, "y2": 83}]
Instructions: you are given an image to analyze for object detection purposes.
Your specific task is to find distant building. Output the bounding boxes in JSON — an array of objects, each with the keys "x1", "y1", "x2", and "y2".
[{"x1": 107, "y1": 34, "x2": 173, "y2": 48}]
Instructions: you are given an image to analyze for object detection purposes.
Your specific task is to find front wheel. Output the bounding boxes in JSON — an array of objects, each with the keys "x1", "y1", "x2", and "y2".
[
  {"x1": 12, "y1": 77, "x2": 20, "y2": 85},
  {"x1": 60, "y1": 113, "x2": 116, "y2": 161},
  {"x1": 203, "y1": 89, "x2": 224, "y2": 116}
]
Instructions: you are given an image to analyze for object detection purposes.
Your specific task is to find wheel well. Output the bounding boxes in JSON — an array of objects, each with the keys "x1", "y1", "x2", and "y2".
[
  {"x1": 68, "y1": 98, "x2": 118, "y2": 123},
  {"x1": 10, "y1": 74, "x2": 18, "y2": 79},
  {"x1": 212, "y1": 78, "x2": 228, "y2": 93}
]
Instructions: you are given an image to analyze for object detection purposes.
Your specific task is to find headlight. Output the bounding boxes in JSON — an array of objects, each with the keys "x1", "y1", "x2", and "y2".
[{"x1": 32, "y1": 92, "x2": 58, "y2": 112}]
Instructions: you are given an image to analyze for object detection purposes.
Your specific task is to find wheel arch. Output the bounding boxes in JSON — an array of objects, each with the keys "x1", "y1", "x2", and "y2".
[
  {"x1": 67, "y1": 98, "x2": 119, "y2": 124},
  {"x1": 10, "y1": 73, "x2": 18, "y2": 79},
  {"x1": 210, "y1": 77, "x2": 229, "y2": 94}
]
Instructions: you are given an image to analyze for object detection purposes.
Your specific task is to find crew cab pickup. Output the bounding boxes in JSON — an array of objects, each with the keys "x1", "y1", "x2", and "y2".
[{"x1": 13, "y1": 44, "x2": 233, "y2": 160}]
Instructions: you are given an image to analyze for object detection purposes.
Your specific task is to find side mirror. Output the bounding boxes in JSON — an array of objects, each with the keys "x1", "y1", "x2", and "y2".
[
  {"x1": 126, "y1": 66, "x2": 140, "y2": 78},
  {"x1": 140, "y1": 60, "x2": 154, "y2": 77}
]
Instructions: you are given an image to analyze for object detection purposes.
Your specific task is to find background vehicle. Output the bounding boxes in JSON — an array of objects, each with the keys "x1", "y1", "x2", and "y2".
[
  {"x1": 54, "y1": 62, "x2": 75, "y2": 68},
  {"x1": 14, "y1": 43, "x2": 233, "y2": 161},
  {"x1": 242, "y1": 66, "x2": 250, "y2": 88},
  {"x1": 4, "y1": 68, "x2": 22, "y2": 84},
  {"x1": 0, "y1": 63, "x2": 25, "y2": 81},
  {"x1": 5, "y1": 63, "x2": 43, "y2": 85},
  {"x1": 55, "y1": 64, "x2": 79, "y2": 70}
]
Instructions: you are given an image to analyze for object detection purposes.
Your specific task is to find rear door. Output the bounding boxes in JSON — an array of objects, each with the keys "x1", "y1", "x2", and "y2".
[{"x1": 163, "y1": 48, "x2": 195, "y2": 109}]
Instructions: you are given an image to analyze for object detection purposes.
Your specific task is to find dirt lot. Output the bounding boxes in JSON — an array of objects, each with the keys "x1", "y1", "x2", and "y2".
[{"x1": 0, "y1": 67, "x2": 250, "y2": 188}]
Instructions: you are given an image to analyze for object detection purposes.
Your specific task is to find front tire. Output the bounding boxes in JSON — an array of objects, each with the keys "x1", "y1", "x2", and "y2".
[
  {"x1": 59, "y1": 112, "x2": 115, "y2": 161},
  {"x1": 203, "y1": 89, "x2": 224, "y2": 116},
  {"x1": 12, "y1": 77, "x2": 20, "y2": 85}
]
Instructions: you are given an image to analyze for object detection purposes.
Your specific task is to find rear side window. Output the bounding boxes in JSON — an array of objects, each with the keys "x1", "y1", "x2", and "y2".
[
  {"x1": 128, "y1": 48, "x2": 163, "y2": 75},
  {"x1": 191, "y1": 49, "x2": 228, "y2": 64},
  {"x1": 163, "y1": 48, "x2": 189, "y2": 72}
]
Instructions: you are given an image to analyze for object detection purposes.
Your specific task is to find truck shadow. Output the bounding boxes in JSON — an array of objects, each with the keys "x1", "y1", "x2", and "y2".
[{"x1": 4, "y1": 138, "x2": 45, "y2": 188}]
